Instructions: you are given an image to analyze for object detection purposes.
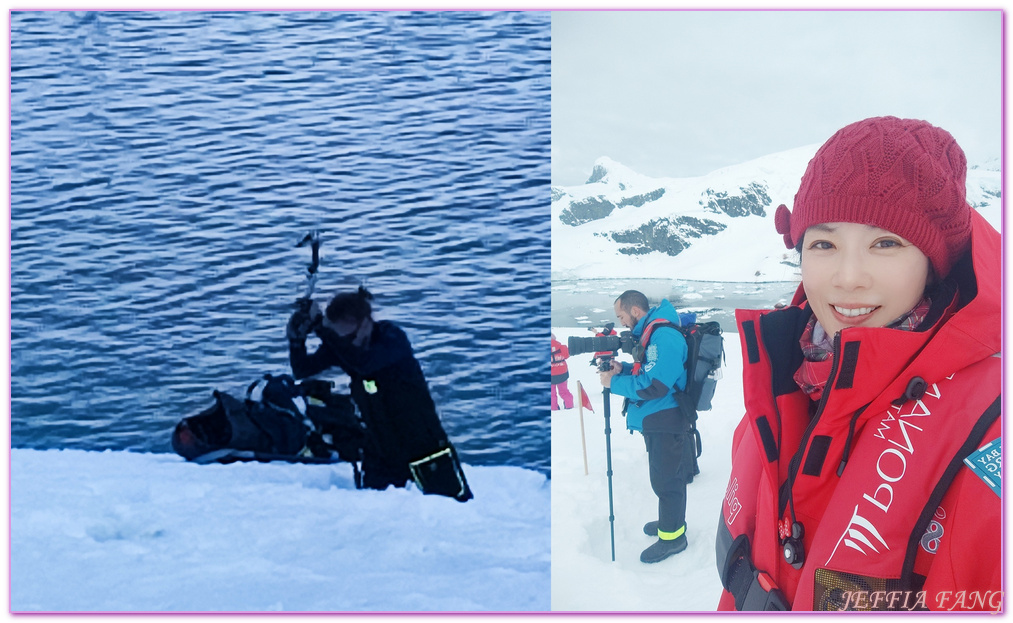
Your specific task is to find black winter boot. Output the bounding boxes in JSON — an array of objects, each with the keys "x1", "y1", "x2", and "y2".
[{"x1": 640, "y1": 534, "x2": 688, "y2": 563}]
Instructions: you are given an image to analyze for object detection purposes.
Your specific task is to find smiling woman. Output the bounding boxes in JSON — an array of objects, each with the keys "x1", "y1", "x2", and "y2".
[
  {"x1": 799, "y1": 223, "x2": 931, "y2": 339},
  {"x1": 715, "y1": 116, "x2": 1001, "y2": 612}
]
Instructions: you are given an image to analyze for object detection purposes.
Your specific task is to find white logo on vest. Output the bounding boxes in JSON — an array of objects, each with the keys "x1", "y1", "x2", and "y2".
[{"x1": 825, "y1": 382, "x2": 941, "y2": 565}]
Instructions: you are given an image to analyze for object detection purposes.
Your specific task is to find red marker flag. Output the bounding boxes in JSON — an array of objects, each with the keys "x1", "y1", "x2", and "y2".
[{"x1": 579, "y1": 383, "x2": 594, "y2": 413}]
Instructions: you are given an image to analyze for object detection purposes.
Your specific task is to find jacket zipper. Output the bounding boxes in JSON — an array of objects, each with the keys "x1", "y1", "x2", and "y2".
[
  {"x1": 836, "y1": 407, "x2": 866, "y2": 477},
  {"x1": 779, "y1": 332, "x2": 842, "y2": 520}
]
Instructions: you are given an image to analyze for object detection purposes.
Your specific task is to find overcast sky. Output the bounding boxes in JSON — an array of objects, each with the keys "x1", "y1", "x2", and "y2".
[{"x1": 551, "y1": 10, "x2": 1001, "y2": 187}]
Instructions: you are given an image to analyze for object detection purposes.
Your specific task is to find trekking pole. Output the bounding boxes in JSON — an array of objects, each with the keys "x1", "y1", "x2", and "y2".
[{"x1": 603, "y1": 385, "x2": 616, "y2": 562}]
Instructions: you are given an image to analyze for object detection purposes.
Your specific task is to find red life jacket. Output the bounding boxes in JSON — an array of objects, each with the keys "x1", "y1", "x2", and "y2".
[
  {"x1": 551, "y1": 338, "x2": 569, "y2": 381},
  {"x1": 717, "y1": 210, "x2": 1001, "y2": 612}
]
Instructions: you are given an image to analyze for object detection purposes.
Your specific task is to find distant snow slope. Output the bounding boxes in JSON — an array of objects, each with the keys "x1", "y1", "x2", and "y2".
[{"x1": 552, "y1": 149, "x2": 1001, "y2": 283}]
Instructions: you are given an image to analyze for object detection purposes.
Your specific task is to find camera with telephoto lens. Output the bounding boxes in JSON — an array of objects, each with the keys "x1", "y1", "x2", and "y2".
[{"x1": 567, "y1": 322, "x2": 636, "y2": 371}]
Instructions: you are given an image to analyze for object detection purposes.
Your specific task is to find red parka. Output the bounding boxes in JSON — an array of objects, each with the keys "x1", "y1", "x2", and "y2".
[
  {"x1": 551, "y1": 336, "x2": 570, "y2": 384},
  {"x1": 716, "y1": 210, "x2": 1001, "y2": 612}
]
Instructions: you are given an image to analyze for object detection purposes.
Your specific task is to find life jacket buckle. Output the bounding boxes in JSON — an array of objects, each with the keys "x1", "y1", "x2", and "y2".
[{"x1": 718, "y1": 531, "x2": 791, "y2": 611}]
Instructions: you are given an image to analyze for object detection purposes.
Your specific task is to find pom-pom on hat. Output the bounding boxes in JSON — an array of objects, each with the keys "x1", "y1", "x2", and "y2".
[{"x1": 774, "y1": 116, "x2": 973, "y2": 278}]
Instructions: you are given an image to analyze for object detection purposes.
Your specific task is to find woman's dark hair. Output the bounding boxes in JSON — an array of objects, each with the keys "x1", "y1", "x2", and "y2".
[{"x1": 325, "y1": 286, "x2": 374, "y2": 323}]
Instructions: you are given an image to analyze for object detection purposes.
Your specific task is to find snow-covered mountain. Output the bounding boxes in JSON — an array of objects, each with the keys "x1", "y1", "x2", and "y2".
[{"x1": 552, "y1": 149, "x2": 1002, "y2": 283}]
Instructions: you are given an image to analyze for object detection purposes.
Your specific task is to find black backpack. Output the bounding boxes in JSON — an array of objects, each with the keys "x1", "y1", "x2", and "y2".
[
  {"x1": 171, "y1": 374, "x2": 366, "y2": 471},
  {"x1": 666, "y1": 315, "x2": 725, "y2": 467},
  {"x1": 671, "y1": 317, "x2": 725, "y2": 419},
  {"x1": 628, "y1": 315, "x2": 725, "y2": 421}
]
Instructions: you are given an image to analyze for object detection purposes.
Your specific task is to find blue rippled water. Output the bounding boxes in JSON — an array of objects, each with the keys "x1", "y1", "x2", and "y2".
[{"x1": 11, "y1": 11, "x2": 551, "y2": 475}]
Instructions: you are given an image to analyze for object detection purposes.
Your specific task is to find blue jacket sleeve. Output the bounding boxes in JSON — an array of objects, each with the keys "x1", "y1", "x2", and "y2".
[{"x1": 610, "y1": 327, "x2": 687, "y2": 403}]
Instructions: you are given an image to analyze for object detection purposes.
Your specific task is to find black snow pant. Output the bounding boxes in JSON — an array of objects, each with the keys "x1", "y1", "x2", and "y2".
[
  {"x1": 361, "y1": 449, "x2": 411, "y2": 491},
  {"x1": 644, "y1": 431, "x2": 690, "y2": 536}
]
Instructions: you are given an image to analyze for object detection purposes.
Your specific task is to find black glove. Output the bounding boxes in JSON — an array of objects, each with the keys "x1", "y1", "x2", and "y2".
[
  {"x1": 305, "y1": 431, "x2": 333, "y2": 458},
  {"x1": 287, "y1": 299, "x2": 322, "y2": 344}
]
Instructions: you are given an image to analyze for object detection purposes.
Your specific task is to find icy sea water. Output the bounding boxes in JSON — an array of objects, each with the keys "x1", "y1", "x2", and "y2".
[
  {"x1": 11, "y1": 11, "x2": 551, "y2": 475},
  {"x1": 551, "y1": 278, "x2": 800, "y2": 334}
]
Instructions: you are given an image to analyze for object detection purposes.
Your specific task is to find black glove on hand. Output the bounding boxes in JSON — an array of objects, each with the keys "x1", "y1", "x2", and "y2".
[{"x1": 287, "y1": 299, "x2": 322, "y2": 344}]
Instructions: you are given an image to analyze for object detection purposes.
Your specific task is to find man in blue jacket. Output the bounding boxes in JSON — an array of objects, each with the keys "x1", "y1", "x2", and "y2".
[{"x1": 599, "y1": 290, "x2": 690, "y2": 563}]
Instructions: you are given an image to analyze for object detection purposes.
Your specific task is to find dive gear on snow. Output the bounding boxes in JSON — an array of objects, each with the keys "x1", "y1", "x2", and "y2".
[{"x1": 171, "y1": 374, "x2": 366, "y2": 473}]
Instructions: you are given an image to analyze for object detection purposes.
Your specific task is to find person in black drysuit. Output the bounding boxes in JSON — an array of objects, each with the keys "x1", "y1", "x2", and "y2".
[{"x1": 287, "y1": 286, "x2": 472, "y2": 502}]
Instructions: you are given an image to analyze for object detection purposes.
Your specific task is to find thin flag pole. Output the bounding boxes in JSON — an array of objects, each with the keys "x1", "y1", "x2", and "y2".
[{"x1": 577, "y1": 381, "x2": 589, "y2": 476}]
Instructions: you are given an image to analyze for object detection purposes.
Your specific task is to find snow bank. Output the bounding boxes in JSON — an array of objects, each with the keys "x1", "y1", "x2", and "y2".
[{"x1": 10, "y1": 449, "x2": 549, "y2": 612}]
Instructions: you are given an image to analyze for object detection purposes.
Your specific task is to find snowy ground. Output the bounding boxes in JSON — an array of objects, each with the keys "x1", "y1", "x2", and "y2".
[
  {"x1": 10, "y1": 449, "x2": 549, "y2": 613},
  {"x1": 551, "y1": 326, "x2": 743, "y2": 611}
]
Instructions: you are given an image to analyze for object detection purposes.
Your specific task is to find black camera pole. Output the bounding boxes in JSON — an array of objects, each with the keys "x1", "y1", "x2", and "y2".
[{"x1": 602, "y1": 384, "x2": 617, "y2": 562}]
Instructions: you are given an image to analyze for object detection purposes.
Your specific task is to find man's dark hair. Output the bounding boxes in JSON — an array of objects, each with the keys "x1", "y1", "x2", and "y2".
[
  {"x1": 615, "y1": 290, "x2": 650, "y2": 314},
  {"x1": 326, "y1": 286, "x2": 374, "y2": 323}
]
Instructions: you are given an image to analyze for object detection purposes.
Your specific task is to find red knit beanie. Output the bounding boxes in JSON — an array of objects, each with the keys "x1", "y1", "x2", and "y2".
[{"x1": 774, "y1": 116, "x2": 973, "y2": 278}]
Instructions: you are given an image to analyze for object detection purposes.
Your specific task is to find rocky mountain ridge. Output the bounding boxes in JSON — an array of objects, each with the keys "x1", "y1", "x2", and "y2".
[{"x1": 551, "y1": 151, "x2": 1001, "y2": 283}]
